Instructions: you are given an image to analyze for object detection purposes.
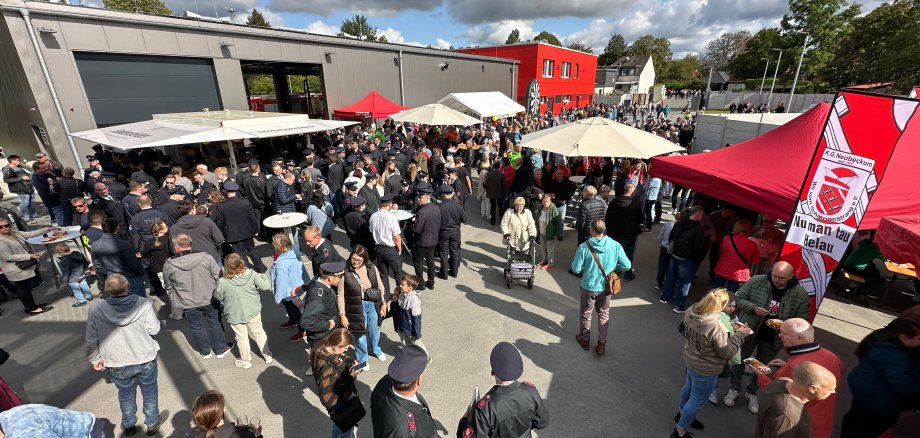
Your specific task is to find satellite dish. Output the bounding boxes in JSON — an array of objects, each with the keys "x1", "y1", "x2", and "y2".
[{"x1": 526, "y1": 79, "x2": 540, "y2": 115}]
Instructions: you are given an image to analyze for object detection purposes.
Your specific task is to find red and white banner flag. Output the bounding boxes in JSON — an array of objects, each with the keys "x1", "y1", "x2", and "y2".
[{"x1": 779, "y1": 91, "x2": 920, "y2": 316}]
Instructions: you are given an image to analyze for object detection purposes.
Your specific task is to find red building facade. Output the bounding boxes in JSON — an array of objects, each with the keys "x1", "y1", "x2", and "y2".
[{"x1": 455, "y1": 42, "x2": 597, "y2": 115}]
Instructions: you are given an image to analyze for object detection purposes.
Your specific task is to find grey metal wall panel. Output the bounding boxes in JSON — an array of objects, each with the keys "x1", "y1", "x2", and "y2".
[
  {"x1": 103, "y1": 23, "x2": 146, "y2": 53},
  {"x1": 212, "y1": 58, "x2": 247, "y2": 110},
  {"x1": 142, "y1": 28, "x2": 180, "y2": 54},
  {"x1": 74, "y1": 53, "x2": 221, "y2": 125},
  {"x1": 177, "y1": 30, "x2": 210, "y2": 56},
  {"x1": 58, "y1": 18, "x2": 108, "y2": 51}
]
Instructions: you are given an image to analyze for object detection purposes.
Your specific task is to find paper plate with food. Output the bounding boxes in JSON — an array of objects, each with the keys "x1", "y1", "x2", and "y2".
[
  {"x1": 744, "y1": 357, "x2": 771, "y2": 374},
  {"x1": 766, "y1": 319, "x2": 783, "y2": 330}
]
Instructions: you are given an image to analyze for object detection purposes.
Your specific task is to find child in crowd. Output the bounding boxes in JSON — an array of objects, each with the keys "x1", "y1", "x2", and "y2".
[
  {"x1": 142, "y1": 220, "x2": 170, "y2": 299},
  {"x1": 53, "y1": 243, "x2": 92, "y2": 307},
  {"x1": 391, "y1": 274, "x2": 428, "y2": 358},
  {"x1": 709, "y1": 290, "x2": 742, "y2": 404}
]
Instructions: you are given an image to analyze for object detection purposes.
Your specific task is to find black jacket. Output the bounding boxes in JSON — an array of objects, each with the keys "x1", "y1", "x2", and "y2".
[
  {"x1": 384, "y1": 174, "x2": 403, "y2": 195},
  {"x1": 605, "y1": 196, "x2": 643, "y2": 241},
  {"x1": 456, "y1": 381, "x2": 550, "y2": 438},
  {"x1": 214, "y1": 196, "x2": 259, "y2": 243},
  {"x1": 241, "y1": 173, "x2": 267, "y2": 209},
  {"x1": 1, "y1": 165, "x2": 32, "y2": 194},
  {"x1": 484, "y1": 170, "x2": 506, "y2": 199},
  {"x1": 90, "y1": 234, "x2": 144, "y2": 278},
  {"x1": 546, "y1": 178, "x2": 576, "y2": 206},
  {"x1": 308, "y1": 239, "x2": 343, "y2": 278},
  {"x1": 413, "y1": 202, "x2": 441, "y2": 247},
  {"x1": 90, "y1": 196, "x2": 126, "y2": 226},
  {"x1": 669, "y1": 219, "x2": 707, "y2": 261},
  {"x1": 359, "y1": 184, "x2": 381, "y2": 214},
  {"x1": 300, "y1": 280, "x2": 338, "y2": 343},
  {"x1": 57, "y1": 176, "x2": 84, "y2": 206},
  {"x1": 577, "y1": 197, "x2": 606, "y2": 235},
  {"x1": 438, "y1": 198, "x2": 466, "y2": 232},
  {"x1": 371, "y1": 375, "x2": 438, "y2": 438},
  {"x1": 130, "y1": 207, "x2": 169, "y2": 249},
  {"x1": 344, "y1": 210, "x2": 372, "y2": 248}
]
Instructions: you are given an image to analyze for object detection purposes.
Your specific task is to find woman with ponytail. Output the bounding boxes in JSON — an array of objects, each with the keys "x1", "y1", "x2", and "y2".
[{"x1": 191, "y1": 390, "x2": 261, "y2": 438}]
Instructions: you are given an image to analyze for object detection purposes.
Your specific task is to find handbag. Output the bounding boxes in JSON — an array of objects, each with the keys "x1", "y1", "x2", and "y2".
[
  {"x1": 587, "y1": 244, "x2": 621, "y2": 296},
  {"x1": 363, "y1": 288, "x2": 382, "y2": 302},
  {"x1": 14, "y1": 259, "x2": 37, "y2": 270},
  {"x1": 330, "y1": 394, "x2": 366, "y2": 431}
]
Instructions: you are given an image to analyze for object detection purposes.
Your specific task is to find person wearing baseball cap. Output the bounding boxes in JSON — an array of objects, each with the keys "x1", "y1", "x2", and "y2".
[
  {"x1": 457, "y1": 342, "x2": 549, "y2": 437},
  {"x1": 370, "y1": 345, "x2": 436, "y2": 437}
]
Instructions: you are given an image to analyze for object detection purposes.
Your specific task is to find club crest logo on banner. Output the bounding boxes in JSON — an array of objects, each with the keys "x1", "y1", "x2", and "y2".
[{"x1": 806, "y1": 152, "x2": 874, "y2": 223}]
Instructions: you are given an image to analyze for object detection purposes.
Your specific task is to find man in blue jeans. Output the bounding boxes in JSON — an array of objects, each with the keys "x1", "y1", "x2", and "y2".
[
  {"x1": 161, "y1": 233, "x2": 231, "y2": 359},
  {"x1": 85, "y1": 274, "x2": 168, "y2": 436},
  {"x1": 660, "y1": 205, "x2": 708, "y2": 313}
]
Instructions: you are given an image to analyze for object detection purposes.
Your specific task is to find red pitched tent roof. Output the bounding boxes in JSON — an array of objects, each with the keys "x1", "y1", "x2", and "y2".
[
  {"x1": 650, "y1": 102, "x2": 920, "y2": 229},
  {"x1": 333, "y1": 91, "x2": 408, "y2": 119}
]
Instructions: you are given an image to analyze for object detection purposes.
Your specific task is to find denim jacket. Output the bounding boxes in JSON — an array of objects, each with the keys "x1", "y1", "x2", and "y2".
[
  {"x1": 0, "y1": 404, "x2": 96, "y2": 437},
  {"x1": 270, "y1": 249, "x2": 310, "y2": 303}
]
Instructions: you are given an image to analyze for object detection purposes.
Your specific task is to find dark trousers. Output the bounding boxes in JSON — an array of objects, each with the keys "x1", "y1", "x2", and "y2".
[
  {"x1": 840, "y1": 399, "x2": 899, "y2": 438},
  {"x1": 614, "y1": 236, "x2": 637, "y2": 280},
  {"x1": 183, "y1": 304, "x2": 228, "y2": 356},
  {"x1": 729, "y1": 336, "x2": 779, "y2": 395},
  {"x1": 671, "y1": 186, "x2": 688, "y2": 211},
  {"x1": 656, "y1": 246, "x2": 671, "y2": 287},
  {"x1": 438, "y1": 230, "x2": 461, "y2": 277},
  {"x1": 14, "y1": 279, "x2": 39, "y2": 312},
  {"x1": 230, "y1": 238, "x2": 266, "y2": 272},
  {"x1": 145, "y1": 266, "x2": 165, "y2": 295},
  {"x1": 412, "y1": 245, "x2": 436, "y2": 286},
  {"x1": 489, "y1": 198, "x2": 503, "y2": 224},
  {"x1": 643, "y1": 199, "x2": 661, "y2": 227},
  {"x1": 281, "y1": 299, "x2": 304, "y2": 331},
  {"x1": 59, "y1": 204, "x2": 75, "y2": 227},
  {"x1": 376, "y1": 245, "x2": 404, "y2": 297},
  {"x1": 707, "y1": 245, "x2": 721, "y2": 282}
]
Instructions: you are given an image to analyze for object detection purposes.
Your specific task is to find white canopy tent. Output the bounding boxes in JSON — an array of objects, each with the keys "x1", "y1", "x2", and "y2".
[
  {"x1": 437, "y1": 92, "x2": 525, "y2": 119},
  {"x1": 521, "y1": 117, "x2": 684, "y2": 159},
  {"x1": 70, "y1": 110, "x2": 357, "y2": 169},
  {"x1": 389, "y1": 103, "x2": 483, "y2": 126}
]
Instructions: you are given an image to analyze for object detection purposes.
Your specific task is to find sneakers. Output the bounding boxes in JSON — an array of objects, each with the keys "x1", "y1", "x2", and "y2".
[
  {"x1": 659, "y1": 299, "x2": 670, "y2": 304},
  {"x1": 235, "y1": 359, "x2": 253, "y2": 369},
  {"x1": 264, "y1": 355, "x2": 274, "y2": 364},
  {"x1": 72, "y1": 301, "x2": 88, "y2": 308},
  {"x1": 216, "y1": 345, "x2": 233, "y2": 359},
  {"x1": 672, "y1": 306, "x2": 685, "y2": 314},
  {"x1": 146, "y1": 410, "x2": 169, "y2": 436},
  {"x1": 376, "y1": 353, "x2": 388, "y2": 362},
  {"x1": 289, "y1": 331, "x2": 308, "y2": 342},
  {"x1": 202, "y1": 352, "x2": 214, "y2": 360},
  {"x1": 670, "y1": 428, "x2": 694, "y2": 438},
  {"x1": 723, "y1": 388, "x2": 739, "y2": 407},
  {"x1": 123, "y1": 425, "x2": 138, "y2": 436},
  {"x1": 708, "y1": 389, "x2": 719, "y2": 405},
  {"x1": 745, "y1": 392, "x2": 759, "y2": 414},
  {"x1": 673, "y1": 412, "x2": 705, "y2": 429},
  {"x1": 575, "y1": 334, "x2": 590, "y2": 350},
  {"x1": 280, "y1": 321, "x2": 297, "y2": 329},
  {"x1": 655, "y1": 284, "x2": 661, "y2": 290},
  {"x1": 85, "y1": 294, "x2": 94, "y2": 301}
]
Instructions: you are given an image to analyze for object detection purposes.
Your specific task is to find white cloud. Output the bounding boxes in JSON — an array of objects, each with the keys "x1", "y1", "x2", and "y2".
[
  {"x1": 434, "y1": 38, "x2": 452, "y2": 49},
  {"x1": 268, "y1": 0, "x2": 440, "y2": 16},
  {"x1": 449, "y1": 0, "x2": 631, "y2": 24},
  {"x1": 229, "y1": 8, "x2": 285, "y2": 27},
  {"x1": 464, "y1": 20, "x2": 536, "y2": 46},
  {"x1": 378, "y1": 27, "x2": 405, "y2": 43},
  {"x1": 304, "y1": 20, "x2": 340, "y2": 36}
]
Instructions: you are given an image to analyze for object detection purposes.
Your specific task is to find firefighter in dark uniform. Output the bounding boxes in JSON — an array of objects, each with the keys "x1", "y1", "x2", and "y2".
[
  {"x1": 342, "y1": 180, "x2": 359, "y2": 218},
  {"x1": 395, "y1": 180, "x2": 414, "y2": 210},
  {"x1": 343, "y1": 195, "x2": 372, "y2": 251},
  {"x1": 437, "y1": 185, "x2": 466, "y2": 279},
  {"x1": 457, "y1": 342, "x2": 549, "y2": 438},
  {"x1": 298, "y1": 261, "x2": 345, "y2": 346},
  {"x1": 304, "y1": 225, "x2": 344, "y2": 278},
  {"x1": 359, "y1": 172, "x2": 381, "y2": 214},
  {"x1": 371, "y1": 345, "x2": 437, "y2": 438},
  {"x1": 412, "y1": 185, "x2": 441, "y2": 290}
]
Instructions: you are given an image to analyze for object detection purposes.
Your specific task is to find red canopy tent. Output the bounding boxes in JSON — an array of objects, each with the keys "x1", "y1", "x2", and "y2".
[
  {"x1": 650, "y1": 103, "x2": 920, "y2": 229},
  {"x1": 876, "y1": 216, "x2": 920, "y2": 268},
  {"x1": 332, "y1": 91, "x2": 408, "y2": 119}
]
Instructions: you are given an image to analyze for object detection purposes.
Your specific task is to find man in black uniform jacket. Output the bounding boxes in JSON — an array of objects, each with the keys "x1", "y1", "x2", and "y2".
[
  {"x1": 457, "y1": 342, "x2": 549, "y2": 437},
  {"x1": 343, "y1": 195, "x2": 372, "y2": 251},
  {"x1": 214, "y1": 181, "x2": 266, "y2": 273},
  {"x1": 303, "y1": 225, "x2": 344, "y2": 278},
  {"x1": 297, "y1": 261, "x2": 344, "y2": 346},
  {"x1": 437, "y1": 185, "x2": 466, "y2": 279},
  {"x1": 359, "y1": 172, "x2": 381, "y2": 214},
  {"x1": 412, "y1": 186, "x2": 441, "y2": 290},
  {"x1": 371, "y1": 345, "x2": 437, "y2": 438}
]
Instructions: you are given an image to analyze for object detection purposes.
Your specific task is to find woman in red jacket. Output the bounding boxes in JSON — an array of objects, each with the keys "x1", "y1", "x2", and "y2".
[{"x1": 712, "y1": 220, "x2": 761, "y2": 292}]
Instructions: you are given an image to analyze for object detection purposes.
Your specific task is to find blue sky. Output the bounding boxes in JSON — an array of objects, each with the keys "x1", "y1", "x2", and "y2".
[{"x1": 152, "y1": 0, "x2": 883, "y2": 55}]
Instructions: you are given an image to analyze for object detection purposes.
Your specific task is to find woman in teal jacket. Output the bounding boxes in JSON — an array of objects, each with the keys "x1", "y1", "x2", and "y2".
[{"x1": 270, "y1": 234, "x2": 311, "y2": 343}]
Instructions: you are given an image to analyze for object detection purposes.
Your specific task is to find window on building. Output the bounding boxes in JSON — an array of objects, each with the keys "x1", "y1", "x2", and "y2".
[
  {"x1": 574, "y1": 63, "x2": 579, "y2": 79},
  {"x1": 561, "y1": 62, "x2": 571, "y2": 78},
  {"x1": 563, "y1": 95, "x2": 571, "y2": 102},
  {"x1": 543, "y1": 59, "x2": 554, "y2": 78}
]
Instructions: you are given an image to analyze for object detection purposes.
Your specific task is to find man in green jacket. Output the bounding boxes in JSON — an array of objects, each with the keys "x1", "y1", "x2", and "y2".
[
  {"x1": 724, "y1": 261, "x2": 810, "y2": 415},
  {"x1": 537, "y1": 193, "x2": 561, "y2": 270}
]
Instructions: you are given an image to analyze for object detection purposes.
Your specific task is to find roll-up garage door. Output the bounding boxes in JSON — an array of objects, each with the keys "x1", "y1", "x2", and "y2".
[{"x1": 74, "y1": 53, "x2": 222, "y2": 127}]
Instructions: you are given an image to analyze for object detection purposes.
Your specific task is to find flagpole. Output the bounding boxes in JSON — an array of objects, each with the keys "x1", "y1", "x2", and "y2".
[{"x1": 787, "y1": 35, "x2": 810, "y2": 111}]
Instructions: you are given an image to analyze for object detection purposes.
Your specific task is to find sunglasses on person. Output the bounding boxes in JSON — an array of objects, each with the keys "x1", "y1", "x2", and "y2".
[{"x1": 0, "y1": 224, "x2": 11, "y2": 229}]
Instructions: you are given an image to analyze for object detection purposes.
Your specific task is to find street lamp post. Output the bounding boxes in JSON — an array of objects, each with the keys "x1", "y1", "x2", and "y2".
[
  {"x1": 766, "y1": 48, "x2": 783, "y2": 109},
  {"x1": 759, "y1": 57, "x2": 770, "y2": 95},
  {"x1": 787, "y1": 34, "x2": 811, "y2": 111}
]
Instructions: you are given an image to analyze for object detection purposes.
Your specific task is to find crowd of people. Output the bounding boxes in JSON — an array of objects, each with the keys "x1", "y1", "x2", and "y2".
[{"x1": 0, "y1": 102, "x2": 916, "y2": 438}]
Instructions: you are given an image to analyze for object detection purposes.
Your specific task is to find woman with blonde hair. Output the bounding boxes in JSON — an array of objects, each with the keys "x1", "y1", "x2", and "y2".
[
  {"x1": 214, "y1": 253, "x2": 273, "y2": 369},
  {"x1": 500, "y1": 197, "x2": 536, "y2": 251},
  {"x1": 269, "y1": 234, "x2": 309, "y2": 343},
  {"x1": 310, "y1": 328, "x2": 361, "y2": 438},
  {"x1": 672, "y1": 288, "x2": 752, "y2": 437},
  {"x1": 405, "y1": 162, "x2": 418, "y2": 184},
  {"x1": 191, "y1": 390, "x2": 261, "y2": 437},
  {"x1": 0, "y1": 217, "x2": 54, "y2": 315}
]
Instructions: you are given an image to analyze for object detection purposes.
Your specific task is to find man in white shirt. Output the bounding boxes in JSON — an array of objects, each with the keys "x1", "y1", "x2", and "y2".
[{"x1": 369, "y1": 193, "x2": 403, "y2": 296}]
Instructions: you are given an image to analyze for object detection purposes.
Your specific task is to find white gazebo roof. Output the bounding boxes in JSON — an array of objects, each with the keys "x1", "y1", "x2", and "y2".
[{"x1": 437, "y1": 92, "x2": 524, "y2": 119}]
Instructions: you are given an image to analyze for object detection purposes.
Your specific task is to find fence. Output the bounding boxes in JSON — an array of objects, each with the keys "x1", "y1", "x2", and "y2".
[{"x1": 705, "y1": 92, "x2": 834, "y2": 113}]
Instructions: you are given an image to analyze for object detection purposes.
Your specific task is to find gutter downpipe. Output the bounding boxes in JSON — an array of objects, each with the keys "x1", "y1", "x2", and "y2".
[
  {"x1": 397, "y1": 49, "x2": 405, "y2": 105},
  {"x1": 18, "y1": 8, "x2": 83, "y2": 172}
]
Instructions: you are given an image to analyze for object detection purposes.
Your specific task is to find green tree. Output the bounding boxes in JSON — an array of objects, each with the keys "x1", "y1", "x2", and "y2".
[
  {"x1": 726, "y1": 28, "x2": 792, "y2": 80},
  {"x1": 660, "y1": 55, "x2": 701, "y2": 82},
  {"x1": 378, "y1": 35, "x2": 389, "y2": 44},
  {"x1": 340, "y1": 14, "x2": 377, "y2": 41},
  {"x1": 103, "y1": 0, "x2": 171, "y2": 15},
  {"x1": 626, "y1": 35, "x2": 673, "y2": 79},
  {"x1": 781, "y1": 0, "x2": 861, "y2": 80},
  {"x1": 505, "y1": 29, "x2": 520, "y2": 45},
  {"x1": 244, "y1": 74, "x2": 274, "y2": 95},
  {"x1": 246, "y1": 9, "x2": 271, "y2": 28},
  {"x1": 700, "y1": 31, "x2": 752, "y2": 69},
  {"x1": 832, "y1": 0, "x2": 920, "y2": 92},
  {"x1": 532, "y1": 31, "x2": 562, "y2": 46},
  {"x1": 566, "y1": 41, "x2": 594, "y2": 53},
  {"x1": 598, "y1": 33, "x2": 627, "y2": 66}
]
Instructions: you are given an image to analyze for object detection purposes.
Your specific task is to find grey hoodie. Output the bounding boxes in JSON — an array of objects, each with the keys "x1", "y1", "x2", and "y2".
[
  {"x1": 85, "y1": 295, "x2": 160, "y2": 368},
  {"x1": 682, "y1": 306, "x2": 748, "y2": 376},
  {"x1": 168, "y1": 214, "x2": 225, "y2": 263},
  {"x1": 162, "y1": 252, "x2": 221, "y2": 310}
]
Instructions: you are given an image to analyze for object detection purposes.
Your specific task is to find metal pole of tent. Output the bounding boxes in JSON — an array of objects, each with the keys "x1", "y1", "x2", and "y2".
[{"x1": 225, "y1": 140, "x2": 238, "y2": 173}]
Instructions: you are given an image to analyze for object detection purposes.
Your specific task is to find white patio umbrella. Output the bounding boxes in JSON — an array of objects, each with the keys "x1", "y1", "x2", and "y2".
[
  {"x1": 521, "y1": 117, "x2": 684, "y2": 159},
  {"x1": 389, "y1": 103, "x2": 482, "y2": 126}
]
